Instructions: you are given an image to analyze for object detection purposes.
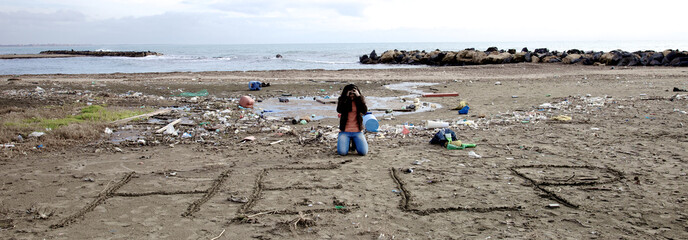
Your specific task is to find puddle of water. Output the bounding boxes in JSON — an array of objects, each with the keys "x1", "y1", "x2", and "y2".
[
  {"x1": 385, "y1": 82, "x2": 439, "y2": 97},
  {"x1": 255, "y1": 82, "x2": 443, "y2": 119}
]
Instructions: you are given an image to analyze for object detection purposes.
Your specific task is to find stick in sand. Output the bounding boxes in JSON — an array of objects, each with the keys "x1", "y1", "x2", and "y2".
[{"x1": 210, "y1": 229, "x2": 225, "y2": 240}]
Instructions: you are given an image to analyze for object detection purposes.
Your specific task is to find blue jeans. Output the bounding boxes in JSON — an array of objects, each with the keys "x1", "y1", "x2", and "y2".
[{"x1": 337, "y1": 132, "x2": 368, "y2": 156}]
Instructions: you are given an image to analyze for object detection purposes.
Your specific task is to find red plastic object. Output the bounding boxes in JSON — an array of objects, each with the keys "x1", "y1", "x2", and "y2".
[{"x1": 421, "y1": 93, "x2": 459, "y2": 97}]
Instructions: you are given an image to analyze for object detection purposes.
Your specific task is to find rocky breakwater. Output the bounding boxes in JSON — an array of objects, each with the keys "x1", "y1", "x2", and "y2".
[
  {"x1": 40, "y1": 50, "x2": 161, "y2": 57},
  {"x1": 359, "y1": 47, "x2": 688, "y2": 67}
]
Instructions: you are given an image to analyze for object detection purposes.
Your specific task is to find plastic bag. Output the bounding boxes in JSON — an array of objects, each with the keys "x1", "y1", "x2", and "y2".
[{"x1": 429, "y1": 128, "x2": 457, "y2": 145}]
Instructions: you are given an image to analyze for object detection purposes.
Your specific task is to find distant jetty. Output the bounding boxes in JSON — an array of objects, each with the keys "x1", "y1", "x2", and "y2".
[
  {"x1": 0, "y1": 50, "x2": 161, "y2": 59},
  {"x1": 40, "y1": 50, "x2": 161, "y2": 57},
  {"x1": 360, "y1": 47, "x2": 688, "y2": 67}
]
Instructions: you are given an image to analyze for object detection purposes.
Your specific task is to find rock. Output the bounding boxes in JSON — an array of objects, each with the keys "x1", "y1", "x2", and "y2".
[
  {"x1": 651, "y1": 52, "x2": 664, "y2": 62},
  {"x1": 380, "y1": 50, "x2": 396, "y2": 63},
  {"x1": 486, "y1": 47, "x2": 499, "y2": 53},
  {"x1": 562, "y1": 54, "x2": 582, "y2": 64},
  {"x1": 542, "y1": 55, "x2": 561, "y2": 63},
  {"x1": 508, "y1": 49, "x2": 516, "y2": 54},
  {"x1": 394, "y1": 50, "x2": 405, "y2": 62},
  {"x1": 649, "y1": 59, "x2": 662, "y2": 66},
  {"x1": 531, "y1": 55, "x2": 540, "y2": 63},
  {"x1": 456, "y1": 50, "x2": 485, "y2": 65},
  {"x1": 429, "y1": 50, "x2": 446, "y2": 64},
  {"x1": 513, "y1": 52, "x2": 527, "y2": 63},
  {"x1": 566, "y1": 49, "x2": 583, "y2": 55},
  {"x1": 441, "y1": 51, "x2": 457, "y2": 65},
  {"x1": 524, "y1": 52, "x2": 532, "y2": 62},
  {"x1": 581, "y1": 57, "x2": 594, "y2": 65},
  {"x1": 534, "y1": 48, "x2": 549, "y2": 54},
  {"x1": 359, "y1": 54, "x2": 370, "y2": 64},
  {"x1": 275, "y1": 54, "x2": 283, "y2": 58},
  {"x1": 521, "y1": 47, "x2": 529, "y2": 52},
  {"x1": 482, "y1": 52, "x2": 510, "y2": 64},
  {"x1": 671, "y1": 57, "x2": 688, "y2": 66},
  {"x1": 599, "y1": 51, "x2": 622, "y2": 65},
  {"x1": 369, "y1": 50, "x2": 379, "y2": 61}
]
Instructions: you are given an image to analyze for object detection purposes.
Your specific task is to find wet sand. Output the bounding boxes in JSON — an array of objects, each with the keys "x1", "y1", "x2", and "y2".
[{"x1": 0, "y1": 63, "x2": 687, "y2": 239}]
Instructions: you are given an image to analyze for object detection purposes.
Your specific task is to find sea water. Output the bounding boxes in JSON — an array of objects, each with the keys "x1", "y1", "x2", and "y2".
[{"x1": 1, "y1": 41, "x2": 687, "y2": 75}]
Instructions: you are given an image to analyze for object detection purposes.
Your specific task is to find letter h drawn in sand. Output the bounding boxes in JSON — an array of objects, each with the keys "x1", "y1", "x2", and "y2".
[{"x1": 51, "y1": 169, "x2": 231, "y2": 229}]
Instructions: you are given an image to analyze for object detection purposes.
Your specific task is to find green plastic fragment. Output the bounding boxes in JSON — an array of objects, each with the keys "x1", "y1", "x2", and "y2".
[{"x1": 178, "y1": 89, "x2": 209, "y2": 97}]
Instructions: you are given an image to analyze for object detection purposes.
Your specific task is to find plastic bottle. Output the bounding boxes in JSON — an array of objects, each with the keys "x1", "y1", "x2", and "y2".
[{"x1": 447, "y1": 143, "x2": 465, "y2": 150}]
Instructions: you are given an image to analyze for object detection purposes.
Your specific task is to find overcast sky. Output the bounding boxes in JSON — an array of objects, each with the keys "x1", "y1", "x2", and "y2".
[{"x1": 1, "y1": 0, "x2": 687, "y2": 45}]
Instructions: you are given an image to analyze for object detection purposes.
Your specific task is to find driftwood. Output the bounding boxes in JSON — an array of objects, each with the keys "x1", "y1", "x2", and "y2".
[
  {"x1": 112, "y1": 109, "x2": 171, "y2": 125},
  {"x1": 155, "y1": 118, "x2": 182, "y2": 133}
]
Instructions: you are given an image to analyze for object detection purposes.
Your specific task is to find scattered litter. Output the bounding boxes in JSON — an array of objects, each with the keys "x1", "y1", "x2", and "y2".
[
  {"x1": 495, "y1": 81, "x2": 502, "y2": 85},
  {"x1": 426, "y1": 120, "x2": 449, "y2": 129},
  {"x1": 181, "y1": 132, "x2": 192, "y2": 138},
  {"x1": 228, "y1": 196, "x2": 248, "y2": 203},
  {"x1": 29, "y1": 132, "x2": 45, "y2": 138},
  {"x1": 421, "y1": 93, "x2": 459, "y2": 97},
  {"x1": 547, "y1": 203, "x2": 560, "y2": 208},
  {"x1": 164, "y1": 126, "x2": 178, "y2": 136},
  {"x1": 551, "y1": 115, "x2": 572, "y2": 121},
  {"x1": 137, "y1": 139, "x2": 146, "y2": 145},
  {"x1": 269, "y1": 140, "x2": 283, "y2": 145},
  {"x1": 114, "y1": 147, "x2": 123, "y2": 153},
  {"x1": 178, "y1": 89, "x2": 209, "y2": 97},
  {"x1": 412, "y1": 158, "x2": 430, "y2": 165},
  {"x1": 468, "y1": 151, "x2": 481, "y2": 158},
  {"x1": 239, "y1": 96, "x2": 255, "y2": 108},
  {"x1": 104, "y1": 128, "x2": 113, "y2": 134},
  {"x1": 241, "y1": 136, "x2": 256, "y2": 142}
]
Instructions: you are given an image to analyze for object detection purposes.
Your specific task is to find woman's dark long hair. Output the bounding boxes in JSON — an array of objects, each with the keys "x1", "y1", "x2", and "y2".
[
  {"x1": 338, "y1": 84, "x2": 366, "y2": 103},
  {"x1": 337, "y1": 84, "x2": 368, "y2": 131}
]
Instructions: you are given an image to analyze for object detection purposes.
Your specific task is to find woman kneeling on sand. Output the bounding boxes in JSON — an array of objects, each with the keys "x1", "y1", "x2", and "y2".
[{"x1": 336, "y1": 84, "x2": 369, "y2": 156}]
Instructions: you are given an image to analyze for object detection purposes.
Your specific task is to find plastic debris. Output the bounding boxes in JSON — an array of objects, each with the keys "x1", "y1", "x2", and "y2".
[
  {"x1": 178, "y1": 89, "x2": 208, "y2": 97},
  {"x1": 104, "y1": 128, "x2": 113, "y2": 134},
  {"x1": 29, "y1": 132, "x2": 45, "y2": 138},
  {"x1": 552, "y1": 115, "x2": 572, "y2": 121},
  {"x1": 468, "y1": 151, "x2": 481, "y2": 158}
]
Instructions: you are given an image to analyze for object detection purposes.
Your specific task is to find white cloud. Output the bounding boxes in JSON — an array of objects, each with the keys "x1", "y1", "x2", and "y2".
[{"x1": 0, "y1": 0, "x2": 687, "y2": 44}]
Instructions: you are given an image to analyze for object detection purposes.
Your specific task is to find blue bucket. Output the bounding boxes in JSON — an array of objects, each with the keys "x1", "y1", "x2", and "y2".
[
  {"x1": 362, "y1": 112, "x2": 379, "y2": 132},
  {"x1": 249, "y1": 81, "x2": 261, "y2": 91}
]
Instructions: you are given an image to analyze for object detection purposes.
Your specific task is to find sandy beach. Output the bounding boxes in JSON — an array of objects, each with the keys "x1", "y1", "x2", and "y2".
[{"x1": 1, "y1": 63, "x2": 687, "y2": 239}]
